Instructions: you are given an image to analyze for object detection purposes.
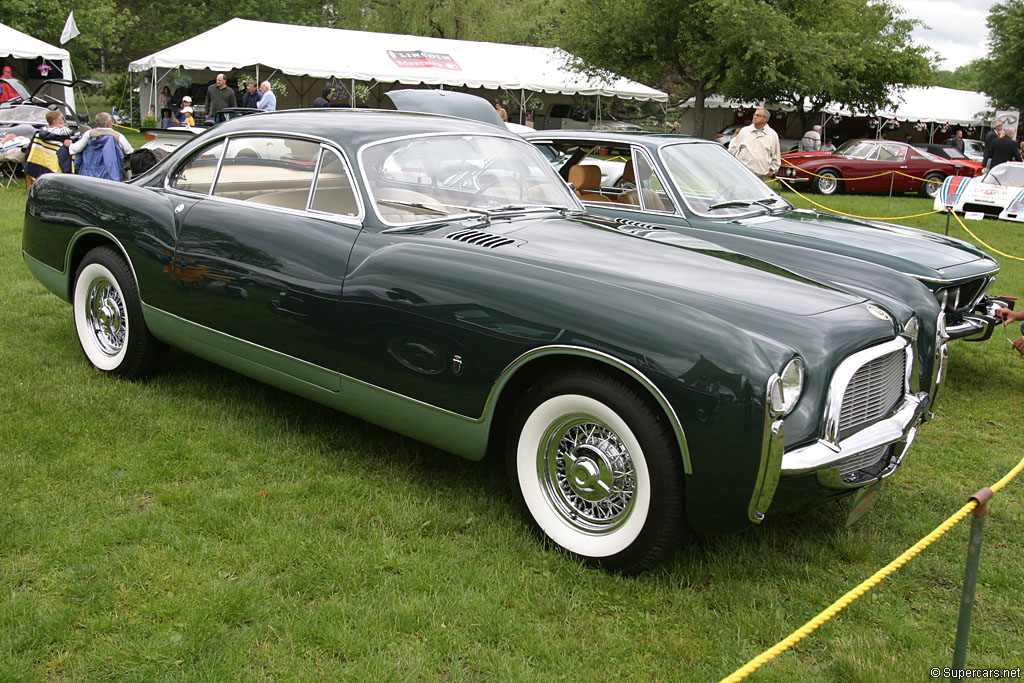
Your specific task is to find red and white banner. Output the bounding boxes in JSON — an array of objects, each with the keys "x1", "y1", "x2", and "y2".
[{"x1": 387, "y1": 50, "x2": 461, "y2": 71}]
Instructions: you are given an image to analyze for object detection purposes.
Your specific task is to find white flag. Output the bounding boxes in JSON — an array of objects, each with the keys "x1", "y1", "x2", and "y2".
[{"x1": 60, "y1": 11, "x2": 80, "y2": 44}]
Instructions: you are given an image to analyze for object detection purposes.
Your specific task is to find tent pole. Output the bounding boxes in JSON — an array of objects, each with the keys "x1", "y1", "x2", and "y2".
[
  {"x1": 152, "y1": 67, "x2": 157, "y2": 121},
  {"x1": 520, "y1": 89, "x2": 525, "y2": 124},
  {"x1": 351, "y1": 79, "x2": 355, "y2": 108}
]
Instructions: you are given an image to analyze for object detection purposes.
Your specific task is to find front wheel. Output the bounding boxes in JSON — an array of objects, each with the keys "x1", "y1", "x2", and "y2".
[
  {"x1": 73, "y1": 246, "x2": 164, "y2": 378},
  {"x1": 919, "y1": 173, "x2": 945, "y2": 198},
  {"x1": 506, "y1": 369, "x2": 686, "y2": 573},
  {"x1": 812, "y1": 170, "x2": 841, "y2": 195}
]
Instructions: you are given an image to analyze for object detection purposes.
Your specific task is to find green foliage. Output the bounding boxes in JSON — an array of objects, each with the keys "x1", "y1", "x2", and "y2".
[
  {"x1": 724, "y1": 0, "x2": 932, "y2": 131},
  {"x1": 933, "y1": 61, "x2": 985, "y2": 92},
  {"x1": 977, "y1": 0, "x2": 1024, "y2": 110},
  {"x1": 0, "y1": 0, "x2": 138, "y2": 76}
]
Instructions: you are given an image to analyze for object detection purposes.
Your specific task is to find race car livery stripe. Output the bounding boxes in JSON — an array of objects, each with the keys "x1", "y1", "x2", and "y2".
[{"x1": 940, "y1": 175, "x2": 970, "y2": 208}]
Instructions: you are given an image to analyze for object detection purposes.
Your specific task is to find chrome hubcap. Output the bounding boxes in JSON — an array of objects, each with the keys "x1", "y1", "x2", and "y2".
[
  {"x1": 538, "y1": 416, "x2": 636, "y2": 535},
  {"x1": 85, "y1": 277, "x2": 126, "y2": 356},
  {"x1": 819, "y1": 176, "x2": 837, "y2": 193}
]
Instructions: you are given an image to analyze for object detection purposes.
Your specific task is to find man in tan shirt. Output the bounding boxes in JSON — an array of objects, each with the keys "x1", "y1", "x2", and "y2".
[{"x1": 728, "y1": 108, "x2": 781, "y2": 179}]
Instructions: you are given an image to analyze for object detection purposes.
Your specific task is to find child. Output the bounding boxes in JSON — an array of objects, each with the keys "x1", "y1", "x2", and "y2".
[{"x1": 178, "y1": 106, "x2": 195, "y2": 127}]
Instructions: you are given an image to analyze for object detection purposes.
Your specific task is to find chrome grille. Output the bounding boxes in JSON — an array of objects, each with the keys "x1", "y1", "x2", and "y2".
[
  {"x1": 838, "y1": 349, "x2": 905, "y2": 439},
  {"x1": 934, "y1": 277, "x2": 989, "y2": 317},
  {"x1": 837, "y1": 445, "x2": 889, "y2": 478},
  {"x1": 446, "y1": 229, "x2": 516, "y2": 249}
]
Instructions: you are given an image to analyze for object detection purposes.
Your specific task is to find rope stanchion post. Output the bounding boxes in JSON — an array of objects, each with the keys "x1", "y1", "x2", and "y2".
[
  {"x1": 945, "y1": 208, "x2": 951, "y2": 236},
  {"x1": 952, "y1": 487, "x2": 993, "y2": 670}
]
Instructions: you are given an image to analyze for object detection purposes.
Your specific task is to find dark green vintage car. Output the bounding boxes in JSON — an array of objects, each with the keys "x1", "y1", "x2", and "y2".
[
  {"x1": 24, "y1": 110, "x2": 946, "y2": 573},
  {"x1": 524, "y1": 130, "x2": 1004, "y2": 342}
]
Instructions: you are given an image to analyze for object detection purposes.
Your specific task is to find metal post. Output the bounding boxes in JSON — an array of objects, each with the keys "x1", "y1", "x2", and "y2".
[
  {"x1": 888, "y1": 171, "x2": 895, "y2": 211},
  {"x1": 945, "y1": 209, "x2": 952, "y2": 236},
  {"x1": 952, "y1": 488, "x2": 993, "y2": 670}
]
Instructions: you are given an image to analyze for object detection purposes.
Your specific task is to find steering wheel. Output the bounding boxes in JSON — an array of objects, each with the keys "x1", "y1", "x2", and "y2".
[{"x1": 472, "y1": 171, "x2": 528, "y2": 205}]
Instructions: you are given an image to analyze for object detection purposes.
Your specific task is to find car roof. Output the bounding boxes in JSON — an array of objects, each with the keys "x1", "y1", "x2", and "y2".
[
  {"x1": 201, "y1": 108, "x2": 522, "y2": 149},
  {"x1": 523, "y1": 128, "x2": 703, "y2": 147}
]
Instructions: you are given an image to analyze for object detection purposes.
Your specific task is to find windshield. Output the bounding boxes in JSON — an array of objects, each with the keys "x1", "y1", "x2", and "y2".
[
  {"x1": 834, "y1": 140, "x2": 875, "y2": 158},
  {"x1": 0, "y1": 105, "x2": 47, "y2": 124},
  {"x1": 983, "y1": 164, "x2": 1024, "y2": 186},
  {"x1": 659, "y1": 142, "x2": 788, "y2": 217},
  {"x1": 361, "y1": 134, "x2": 579, "y2": 225}
]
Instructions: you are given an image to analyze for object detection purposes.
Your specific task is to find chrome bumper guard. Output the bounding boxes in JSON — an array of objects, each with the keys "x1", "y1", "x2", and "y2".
[
  {"x1": 948, "y1": 297, "x2": 1010, "y2": 342},
  {"x1": 781, "y1": 390, "x2": 930, "y2": 489}
]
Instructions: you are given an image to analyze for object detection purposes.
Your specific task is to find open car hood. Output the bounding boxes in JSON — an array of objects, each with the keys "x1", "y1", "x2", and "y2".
[{"x1": 385, "y1": 89, "x2": 507, "y2": 129}]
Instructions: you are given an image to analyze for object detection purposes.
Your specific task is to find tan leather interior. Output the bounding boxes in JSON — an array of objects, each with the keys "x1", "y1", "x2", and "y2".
[{"x1": 568, "y1": 164, "x2": 614, "y2": 202}]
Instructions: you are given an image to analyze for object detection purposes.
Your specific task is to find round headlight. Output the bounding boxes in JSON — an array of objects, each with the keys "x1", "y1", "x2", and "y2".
[
  {"x1": 769, "y1": 357, "x2": 805, "y2": 416},
  {"x1": 904, "y1": 315, "x2": 919, "y2": 342}
]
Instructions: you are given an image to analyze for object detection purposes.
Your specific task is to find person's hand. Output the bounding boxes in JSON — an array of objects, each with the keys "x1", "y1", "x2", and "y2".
[
  {"x1": 995, "y1": 307, "x2": 1023, "y2": 325},
  {"x1": 63, "y1": 139, "x2": 71, "y2": 147},
  {"x1": 1013, "y1": 336, "x2": 1024, "y2": 356}
]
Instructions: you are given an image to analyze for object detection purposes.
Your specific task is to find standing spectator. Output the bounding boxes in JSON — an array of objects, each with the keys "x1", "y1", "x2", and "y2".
[
  {"x1": 983, "y1": 120, "x2": 1003, "y2": 168},
  {"x1": 178, "y1": 106, "x2": 195, "y2": 127},
  {"x1": 313, "y1": 86, "x2": 333, "y2": 108},
  {"x1": 494, "y1": 99, "x2": 508, "y2": 122},
  {"x1": 0, "y1": 65, "x2": 18, "y2": 103},
  {"x1": 800, "y1": 124, "x2": 821, "y2": 151},
  {"x1": 950, "y1": 129, "x2": 965, "y2": 153},
  {"x1": 24, "y1": 110, "x2": 75, "y2": 189},
  {"x1": 256, "y1": 81, "x2": 277, "y2": 112},
  {"x1": 525, "y1": 112, "x2": 535, "y2": 129},
  {"x1": 728, "y1": 108, "x2": 781, "y2": 179},
  {"x1": 205, "y1": 73, "x2": 236, "y2": 123},
  {"x1": 158, "y1": 86, "x2": 171, "y2": 111},
  {"x1": 241, "y1": 80, "x2": 261, "y2": 109},
  {"x1": 988, "y1": 128, "x2": 1021, "y2": 169},
  {"x1": 821, "y1": 137, "x2": 836, "y2": 152}
]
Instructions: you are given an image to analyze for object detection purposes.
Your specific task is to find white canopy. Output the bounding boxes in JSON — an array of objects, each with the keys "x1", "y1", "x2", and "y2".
[
  {"x1": 128, "y1": 18, "x2": 667, "y2": 102},
  {"x1": 681, "y1": 86, "x2": 993, "y2": 127},
  {"x1": 0, "y1": 22, "x2": 75, "y2": 108}
]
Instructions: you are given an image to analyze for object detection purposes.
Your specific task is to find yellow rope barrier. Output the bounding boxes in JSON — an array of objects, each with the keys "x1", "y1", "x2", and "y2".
[
  {"x1": 779, "y1": 158, "x2": 893, "y2": 182},
  {"x1": 719, "y1": 454, "x2": 1024, "y2": 682},
  {"x1": 113, "y1": 123, "x2": 140, "y2": 134},
  {"x1": 950, "y1": 210, "x2": 1024, "y2": 263},
  {"x1": 775, "y1": 178, "x2": 943, "y2": 220}
]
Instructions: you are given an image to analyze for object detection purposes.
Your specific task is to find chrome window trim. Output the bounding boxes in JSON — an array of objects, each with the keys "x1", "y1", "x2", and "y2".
[{"x1": 161, "y1": 131, "x2": 365, "y2": 225}]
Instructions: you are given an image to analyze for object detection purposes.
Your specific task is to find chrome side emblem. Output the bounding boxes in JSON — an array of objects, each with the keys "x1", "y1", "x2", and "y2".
[
  {"x1": 174, "y1": 203, "x2": 185, "y2": 214},
  {"x1": 451, "y1": 355, "x2": 463, "y2": 374},
  {"x1": 866, "y1": 304, "x2": 891, "y2": 322}
]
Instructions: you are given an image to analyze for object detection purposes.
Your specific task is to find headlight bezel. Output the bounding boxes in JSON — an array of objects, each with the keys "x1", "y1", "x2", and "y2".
[{"x1": 768, "y1": 357, "x2": 805, "y2": 417}]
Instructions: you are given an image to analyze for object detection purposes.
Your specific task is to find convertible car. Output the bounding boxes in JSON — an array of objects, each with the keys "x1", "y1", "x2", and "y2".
[
  {"x1": 777, "y1": 139, "x2": 981, "y2": 198},
  {"x1": 24, "y1": 109, "x2": 945, "y2": 573},
  {"x1": 523, "y1": 129, "x2": 1003, "y2": 343},
  {"x1": 935, "y1": 161, "x2": 1024, "y2": 222}
]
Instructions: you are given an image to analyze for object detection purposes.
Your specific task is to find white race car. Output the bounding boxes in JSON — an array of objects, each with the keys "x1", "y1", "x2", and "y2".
[{"x1": 935, "y1": 161, "x2": 1024, "y2": 222}]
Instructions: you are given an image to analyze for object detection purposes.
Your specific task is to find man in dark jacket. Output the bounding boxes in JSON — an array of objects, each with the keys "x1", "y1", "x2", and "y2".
[
  {"x1": 983, "y1": 121, "x2": 1003, "y2": 168},
  {"x1": 205, "y1": 73, "x2": 236, "y2": 123},
  {"x1": 988, "y1": 128, "x2": 1021, "y2": 170},
  {"x1": 241, "y1": 80, "x2": 261, "y2": 109}
]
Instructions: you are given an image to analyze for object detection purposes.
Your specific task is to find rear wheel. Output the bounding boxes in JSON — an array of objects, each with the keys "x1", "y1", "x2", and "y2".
[
  {"x1": 73, "y1": 246, "x2": 164, "y2": 378},
  {"x1": 506, "y1": 368, "x2": 686, "y2": 573},
  {"x1": 919, "y1": 173, "x2": 945, "y2": 198},
  {"x1": 812, "y1": 170, "x2": 841, "y2": 195}
]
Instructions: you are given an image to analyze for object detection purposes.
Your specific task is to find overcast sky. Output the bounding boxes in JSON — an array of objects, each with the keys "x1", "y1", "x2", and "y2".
[{"x1": 896, "y1": 0, "x2": 996, "y2": 70}]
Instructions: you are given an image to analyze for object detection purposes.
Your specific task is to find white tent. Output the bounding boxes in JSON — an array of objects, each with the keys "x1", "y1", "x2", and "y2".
[
  {"x1": 681, "y1": 86, "x2": 994, "y2": 139},
  {"x1": 128, "y1": 18, "x2": 666, "y2": 120},
  {"x1": 0, "y1": 22, "x2": 75, "y2": 109}
]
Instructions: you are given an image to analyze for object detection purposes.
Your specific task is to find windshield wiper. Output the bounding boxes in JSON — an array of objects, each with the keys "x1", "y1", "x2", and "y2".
[
  {"x1": 376, "y1": 199, "x2": 450, "y2": 216},
  {"x1": 707, "y1": 199, "x2": 755, "y2": 211}
]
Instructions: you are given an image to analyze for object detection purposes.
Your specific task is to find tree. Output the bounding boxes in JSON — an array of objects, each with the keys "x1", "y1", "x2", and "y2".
[
  {"x1": 724, "y1": 0, "x2": 932, "y2": 134},
  {"x1": 933, "y1": 61, "x2": 985, "y2": 92},
  {"x1": 978, "y1": 1, "x2": 1024, "y2": 111},
  {"x1": 0, "y1": 0, "x2": 137, "y2": 75},
  {"x1": 555, "y1": 0, "x2": 784, "y2": 137},
  {"x1": 359, "y1": 0, "x2": 564, "y2": 45}
]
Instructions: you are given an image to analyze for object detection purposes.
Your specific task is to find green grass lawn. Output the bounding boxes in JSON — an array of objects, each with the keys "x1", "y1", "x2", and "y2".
[{"x1": 2, "y1": 182, "x2": 1023, "y2": 680}]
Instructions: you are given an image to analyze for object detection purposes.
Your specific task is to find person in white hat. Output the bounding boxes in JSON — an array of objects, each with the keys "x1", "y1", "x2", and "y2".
[{"x1": 178, "y1": 105, "x2": 195, "y2": 127}]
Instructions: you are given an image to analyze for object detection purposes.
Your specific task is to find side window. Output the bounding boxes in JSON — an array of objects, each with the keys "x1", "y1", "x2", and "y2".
[
  {"x1": 168, "y1": 141, "x2": 225, "y2": 194},
  {"x1": 310, "y1": 148, "x2": 360, "y2": 218},
  {"x1": 211, "y1": 136, "x2": 320, "y2": 210},
  {"x1": 631, "y1": 150, "x2": 674, "y2": 213}
]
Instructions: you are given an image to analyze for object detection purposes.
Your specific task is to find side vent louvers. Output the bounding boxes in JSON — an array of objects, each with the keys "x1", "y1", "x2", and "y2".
[{"x1": 446, "y1": 229, "x2": 516, "y2": 249}]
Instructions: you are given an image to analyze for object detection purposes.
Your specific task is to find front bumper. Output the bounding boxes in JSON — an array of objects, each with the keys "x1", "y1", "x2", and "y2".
[{"x1": 945, "y1": 296, "x2": 1012, "y2": 342}]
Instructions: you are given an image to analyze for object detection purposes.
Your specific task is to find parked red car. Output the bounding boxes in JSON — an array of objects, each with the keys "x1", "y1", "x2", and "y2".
[{"x1": 777, "y1": 139, "x2": 981, "y2": 198}]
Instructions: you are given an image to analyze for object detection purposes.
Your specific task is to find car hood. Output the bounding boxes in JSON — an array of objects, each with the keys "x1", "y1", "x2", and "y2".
[
  {"x1": 492, "y1": 213, "x2": 869, "y2": 317},
  {"x1": 723, "y1": 208, "x2": 997, "y2": 277}
]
